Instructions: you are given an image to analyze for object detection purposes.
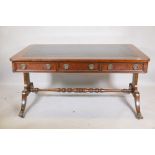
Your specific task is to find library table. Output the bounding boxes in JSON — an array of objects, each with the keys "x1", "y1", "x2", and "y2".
[{"x1": 10, "y1": 44, "x2": 150, "y2": 119}]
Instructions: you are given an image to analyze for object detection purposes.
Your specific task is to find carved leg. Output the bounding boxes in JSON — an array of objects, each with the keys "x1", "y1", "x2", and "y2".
[
  {"x1": 19, "y1": 73, "x2": 33, "y2": 118},
  {"x1": 129, "y1": 73, "x2": 143, "y2": 119}
]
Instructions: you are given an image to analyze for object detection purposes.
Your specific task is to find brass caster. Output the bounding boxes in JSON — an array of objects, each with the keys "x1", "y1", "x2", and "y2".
[
  {"x1": 19, "y1": 111, "x2": 25, "y2": 118},
  {"x1": 136, "y1": 113, "x2": 143, "y2": 119}
]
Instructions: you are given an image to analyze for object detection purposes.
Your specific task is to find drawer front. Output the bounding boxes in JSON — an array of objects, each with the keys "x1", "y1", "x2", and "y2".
[
  {"x1": 13, "y1": 62, "x2": 145, "y2": 73},
  {"x1": 59, "y1": 62, "x2": 100, "y2": 72},
  {"x1": 14, "y1": 62, "x2": 57, "y2": 72},
  {"x1": 101, "y1": 63, "x2": 144, "y2": 72}
]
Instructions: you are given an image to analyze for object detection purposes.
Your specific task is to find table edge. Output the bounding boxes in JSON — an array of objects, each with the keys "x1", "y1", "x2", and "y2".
[{"x1": 10, "y1": 44, "x2": 150, "y2": 63}]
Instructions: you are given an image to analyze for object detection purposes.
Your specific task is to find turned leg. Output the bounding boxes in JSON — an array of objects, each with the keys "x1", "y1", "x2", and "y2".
[
  {"x1": 19, "y1": 73, "x2": 33, "y2": 118},
  {"x1": 129, "y1": 73, "x2": 143, "y2": 119}
]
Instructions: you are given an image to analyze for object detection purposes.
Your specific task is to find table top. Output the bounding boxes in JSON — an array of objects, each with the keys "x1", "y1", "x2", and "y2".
[{"x1": 10, "y1": 44, "x2": 150, "y2": 62}]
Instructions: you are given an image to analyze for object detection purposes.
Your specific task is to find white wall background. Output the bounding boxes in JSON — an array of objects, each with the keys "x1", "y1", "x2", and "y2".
[{"x1": 0, "y1": 26, "x2": 154, "y2": 88}]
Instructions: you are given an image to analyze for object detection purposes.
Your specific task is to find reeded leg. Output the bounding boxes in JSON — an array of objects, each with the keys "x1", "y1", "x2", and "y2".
[
  {"x1": 19, "y1": 73, "x2": 33, "y2": 118},
  {"x1": 129, "y1": 73, "x2": 143, "y2": 119}
]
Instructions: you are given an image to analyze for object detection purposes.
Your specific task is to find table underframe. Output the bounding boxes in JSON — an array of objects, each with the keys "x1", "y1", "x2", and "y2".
[{"x1": 19, "y1": 73, "x2": 143, "y2": 119}]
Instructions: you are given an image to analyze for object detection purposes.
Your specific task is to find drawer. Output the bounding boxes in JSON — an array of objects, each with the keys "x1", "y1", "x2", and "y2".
[
  {"x1": 101, "y1": 63, "x2": 144, "y2": 72},
  {"x1": 58, "y1": 62, "x2": 100, "y2": 72},
  {"x1": 14, "y1": 62, "x2": 57, "y2": 72},
  {"x1": 13, "y1": 62, "x2": 145, "y2": 73}
]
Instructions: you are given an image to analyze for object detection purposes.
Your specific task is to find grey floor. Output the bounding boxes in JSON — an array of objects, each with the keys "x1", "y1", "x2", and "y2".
[{"x1": 0, "y1": 84, "x2": 155, "y2": 128}]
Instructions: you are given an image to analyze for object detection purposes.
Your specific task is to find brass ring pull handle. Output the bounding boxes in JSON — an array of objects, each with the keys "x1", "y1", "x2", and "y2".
[
  {"x1": 88, "y1": 64, "x2": 94, "y2": 70},
  {"x1": 108, "y1": 64, "x2": 113, "y2": 70},
  {"x1": 64, "y1": 64, "x2": 69, "y2": 70},
  {"x1": 20, "y1": 64, "x2": 27, "y2": 70},
  {"x1": 45, "y1": 64, "x2": 51, "y2": 70},
  {"x1": 133, "y1": 64, "x2": 139, "y2": 70}
]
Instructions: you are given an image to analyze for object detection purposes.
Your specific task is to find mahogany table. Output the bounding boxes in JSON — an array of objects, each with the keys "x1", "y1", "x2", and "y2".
[{"x1": 10, "y1": 44, "x2": 150, "y2": 119}]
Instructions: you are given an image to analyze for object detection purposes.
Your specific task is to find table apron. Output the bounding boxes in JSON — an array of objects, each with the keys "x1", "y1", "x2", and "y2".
[{"x1": 12, "y1": 61, "x2": 148, "y2": 73}]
